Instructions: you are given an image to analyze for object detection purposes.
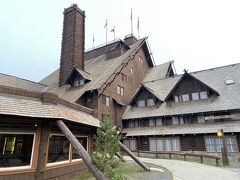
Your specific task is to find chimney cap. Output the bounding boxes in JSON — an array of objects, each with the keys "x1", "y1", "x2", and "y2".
[{"x1": 64, "y1": 4, "x2": 85, "y2": 16}]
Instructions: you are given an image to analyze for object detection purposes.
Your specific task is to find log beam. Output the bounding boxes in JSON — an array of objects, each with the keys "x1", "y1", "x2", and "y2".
[{"x1": 56, "y1": 120, "x2": 107, "y2": 180}]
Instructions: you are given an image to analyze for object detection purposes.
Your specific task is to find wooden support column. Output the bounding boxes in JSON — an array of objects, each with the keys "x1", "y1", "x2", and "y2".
[
  {"x1": 56, "y1": 120, "x2": 107, "y2": 180},
  {"x1": 120, "y1": 142, "x2": 150, "y2": 171},
  {"x1": 35, "y1": 121, "x2": 50, "y2": 180}
]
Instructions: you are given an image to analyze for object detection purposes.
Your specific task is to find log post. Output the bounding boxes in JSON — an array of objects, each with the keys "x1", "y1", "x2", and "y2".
[
  {"x1": 35, "y1": 121, "x2": 50, "y2": 180},
  {"x1": 56, "y1": 120, "x2": 107, "y2": 180},
  {"x1": 120, "y1": 142, "x2": 150, "y2": 171}
]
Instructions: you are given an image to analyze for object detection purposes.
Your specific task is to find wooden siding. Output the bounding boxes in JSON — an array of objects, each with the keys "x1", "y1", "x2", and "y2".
[
  {"x1": 137, "y1": 137, "x2": 150, "y2": 151},
  {"x1": 181, "y1": 135, "x2": 206, "y2": 151},
  {"x1": 97, "y1": 48, "x2": 151, "y2": 127}
]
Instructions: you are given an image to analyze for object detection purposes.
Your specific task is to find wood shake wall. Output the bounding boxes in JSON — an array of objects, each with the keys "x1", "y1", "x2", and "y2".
[{"x1": 98, "y1": 48, "x2": 151, "y2": 127}]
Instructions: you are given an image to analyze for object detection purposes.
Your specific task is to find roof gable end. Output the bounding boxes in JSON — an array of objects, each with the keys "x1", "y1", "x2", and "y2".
[{"x1": 164, "y1": 71, "x2": 220, "y2": 101}]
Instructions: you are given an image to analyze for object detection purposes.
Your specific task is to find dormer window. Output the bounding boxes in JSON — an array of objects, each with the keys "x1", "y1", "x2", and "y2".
[
  {"x1": 65, "y1": 68, "x2": 92, "y2": 87},
  {"x1": 147, "y1": 99, "x2": 156, "y2": 106},
  {"x1": 73, "y1": 78, "x2": 85, "y2": 87},
  {"x1": 200, "y1": 91, "x2": 208, "y2": 99}
]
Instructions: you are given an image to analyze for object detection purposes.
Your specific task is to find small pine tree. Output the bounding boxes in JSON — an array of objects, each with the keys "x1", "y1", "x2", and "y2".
[{"x1": 91, "y1": 113, "x2": 122, "y2": 179}]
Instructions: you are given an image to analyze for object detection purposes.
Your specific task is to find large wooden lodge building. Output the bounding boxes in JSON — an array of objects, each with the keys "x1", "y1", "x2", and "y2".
[{"x1": 0, "y1": 4, "x2": 240, "y2": 180}]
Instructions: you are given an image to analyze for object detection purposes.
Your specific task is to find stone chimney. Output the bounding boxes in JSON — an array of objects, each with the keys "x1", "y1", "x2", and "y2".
[{"x1": 59, "y1": 4, "x2": 85, "y2": 87}]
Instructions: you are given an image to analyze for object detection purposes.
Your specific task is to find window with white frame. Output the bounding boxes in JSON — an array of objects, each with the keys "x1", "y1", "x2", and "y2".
[
  {"x1": 117, "y1": 86, "x2": 124, "y2": 96},
  {"x1": 130, "y1": 67, "x2": 133, "y2": 75},
  {"x1": 200, "y1": 91, "x2": 208, "y2": 99},
  {"x1": 47, "y1": 134, "x2": 88, "y2": 165},
  {"x1": 0, "y1": 132, "x2": 35, "y2": 169},
  {"x1": 149, "y1": 138, "x2": 180, "y2": 152},
  {"x1": 139, "y1": 55, "x2": 143, "y2": 63},
  {"x1": 137, "y1": 100, "x2": 145, "y2": 107},
  {"x1": 147, "y1": 99, "x2": 156, "y2": 106},
  {"x1": 191, "y1": 92, "x2": 199, "y2": 100},
  {"x1": 123, "y1": 139, "x2": 136, "y2": 151},
  {"x1": 182, "y1": 94, "x2": 189, "y2": 102},
  {"x1": 205, "y1": 136, "x2": 238, "y2": 153}
]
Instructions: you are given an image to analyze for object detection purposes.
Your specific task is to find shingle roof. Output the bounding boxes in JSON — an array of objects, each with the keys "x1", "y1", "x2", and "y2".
[
  {"x1": 0, "y1": 93, "x2": 100, "y2": 127},
  {"x1": 0, "y1": 73, "x2": 48, "y2": 92},
  {"x1": 122, "y1": 122, "x2": 240, "y2": 136},
  {"x1": 143, "y1": 61, "x2": 173, "y2": 82},
  {"x1": 40, "y1": 39, "x2": 146, "y2": 103},
  {"x1": 123, "y1": 63, "x2": 240, "y2": 119}
]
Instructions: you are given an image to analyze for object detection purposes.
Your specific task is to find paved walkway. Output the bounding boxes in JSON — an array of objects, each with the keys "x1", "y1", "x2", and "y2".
[{"x1": 124, "y1": 156, "x2": 240, "y2": 180}]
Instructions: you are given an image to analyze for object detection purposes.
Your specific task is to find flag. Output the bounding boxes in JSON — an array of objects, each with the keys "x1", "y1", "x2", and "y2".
[
  {"x1": 104, "y1": 19, "x2": 108, "y2": 28},
  {"x1": 110, "y1": 27, "x2": 115, "y2": 33}
]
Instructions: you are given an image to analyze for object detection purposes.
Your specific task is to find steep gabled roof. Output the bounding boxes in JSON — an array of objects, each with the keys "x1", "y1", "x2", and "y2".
[
  {"x1": 164, "y1": 71, "x2": 220, "y2": 101},
  {"x1": 40, "y1": 38, "x2": 153, "y2": 103},
  {"x1": 123, "y1": 63, "x2": 240, "y2": 119},
  {"x1": 143, "y1": 61, "x2": 173, "y2": 82}
]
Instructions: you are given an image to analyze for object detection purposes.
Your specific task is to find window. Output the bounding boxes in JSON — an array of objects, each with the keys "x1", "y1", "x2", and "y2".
[
  {"x1": 205, "y1": 136, "x2": 238, "y2": 153},
  {"x1": 174, "y1": 95, "x2": 182, "y2": 102},
  {"x1": 130, "y1": 67, "x2": 133, "y2": 75},
  {"x1": 123, "y1": 139, "x2": 136, "y2": 151},
  {"x1": 147, "y1": 99, "x2": 156, "y2": 106},
  {"x1": 182, "y1": 94, "x2": 189, "y2": 102},
  {"x1": 134, "y1": 120, "x2": 139, "y2": 127},
  {"x1": 179, "y1": 116, "x2": 184, "y2": 124},
  {"x1": 137, "y1": 100, "x2": 145, "y2": 107},
  {"x1": 139, "y1": 55, "x2": 143, "y2": 63},
  {"x1": 102, "y1": 95, "x2": 110, "y2": 106},
  {"x1": 191, "y1": 92, "x2": 199, "y2": 100},
  {"x1": 72, "y1": 137, "x2": 88, "y2": 160},
  {"x1": 121, "y1": 73, "x2": 127, "y2": 82},
  {"x1": 117, "y1": 86, "x2": 124, "y2": 96},
  {"x1": 197, "y1": 115, "x2": 205, "y2": 123},
  {"x1": 47, "y1": 135, "x2": 70, "y2": 164},
  {"x1": 149, "y1": 138, "x2": 180, "y2": 152},
  {"x1": 200, "y1": 91, "x2": 208, "y2": 99},
  {"x1": 47, "y1": 135, "x2": 88, "y2": 165},
  {"x1": 0, "y1": 133, "x2": 35, "y2": 169},
  {"x1": 106, "y1": 97, "x2": 110, "y2": 106},
  {"x1": 129, "y1": 120, "x2": 135, "y2": 127},
  {"x1": 172, "y1": 117, "x2": 179, "y2": 125},
  {"x1": 156, "y1": 118, "x2": 162, "y2": 126},
  {"x1": 149, "y1": 119, "x2": 156, "y2": 126},
  {"x1": 73, "y1": 78, "x2": 85, "y2": 86}
]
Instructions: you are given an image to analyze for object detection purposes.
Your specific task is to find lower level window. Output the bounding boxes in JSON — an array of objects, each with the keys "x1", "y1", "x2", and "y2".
[
  {"x1": 47, "y1": 135, "x2": 88, "y2": 165},
  {"x1": 149, "y1": 138, "x2": 180, "y2": 152},
  {"x1": 123, "y1": 139, "x2": 136, "y2": 151},
  {"x1": 72, "y1": 137, "x2": 88, "y2": 160},
  {"x1": 0, "y1": 133, "x2": 34, "y2": 168},
  {"x1": 205, "y1": 136, "x2": 238, "y2": 152}
]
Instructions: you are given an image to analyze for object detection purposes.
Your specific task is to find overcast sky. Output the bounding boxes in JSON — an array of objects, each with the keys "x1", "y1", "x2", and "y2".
[{"x1": 0, "y1": 0, "x2": 240, "y2": 82}]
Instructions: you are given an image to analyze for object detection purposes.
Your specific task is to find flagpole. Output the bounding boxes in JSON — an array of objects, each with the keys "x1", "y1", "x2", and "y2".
[
  {"x1": 137, "y1": 17, "x2": 140, "y2": 39},
  {"x1": 131, "y1": 8, "x2": 133, "y2": 35},
  {"x1": 114, "y1": 26, "x2": 115, "y2": 41},
  {"x1": 104, "y1": 19, "x2": 108, "y2": 44},
  {"x1": 106, "y1": 19, "x2": 108, "y2": 44}
]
